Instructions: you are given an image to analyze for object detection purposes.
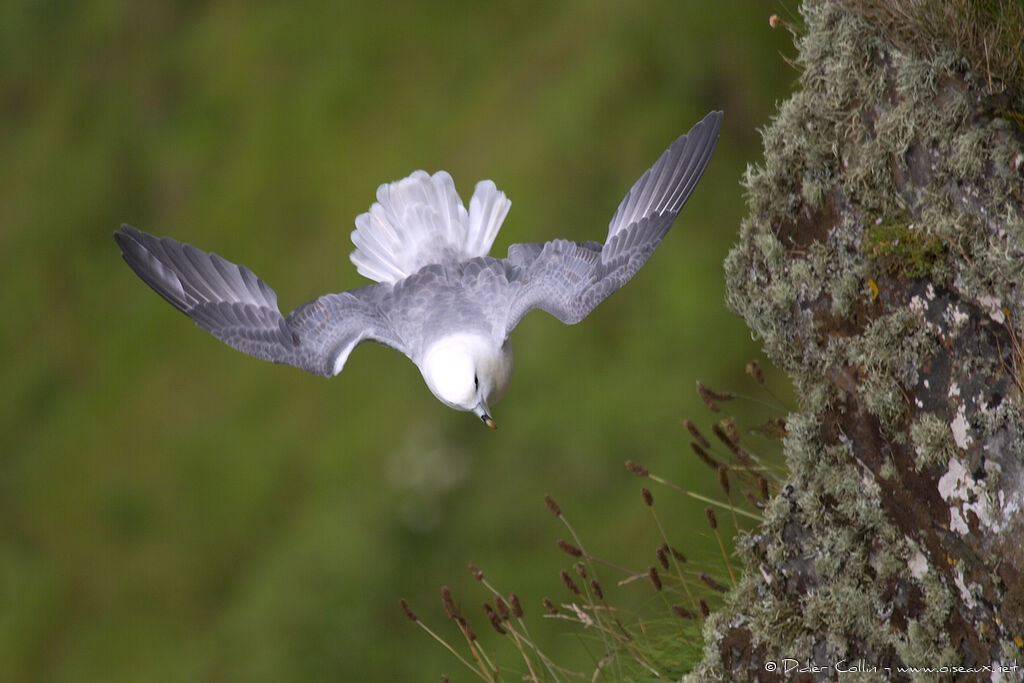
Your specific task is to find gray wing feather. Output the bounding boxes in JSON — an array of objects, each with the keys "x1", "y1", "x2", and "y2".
[
  {"x1": 502, "y1": 110, "x2": 722, "y2": 332},
  {"x1": 114, "y1": 224, "x2": 403, "y2": 377}
]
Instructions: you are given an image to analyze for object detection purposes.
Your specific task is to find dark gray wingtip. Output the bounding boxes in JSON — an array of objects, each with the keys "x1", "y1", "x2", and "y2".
[
  {"x1": 604, "y1": 110, "x2": 724, "y2": 241},
  {"x1": 113, "y1": 224, "x2": 407, "y2": 377},
  {"x1": 700, "y1": 110, "x2": 724, "y2": 150},
  {"x1": 113, "y1": 223, "x2": 131, "y2": 247},
  {"x1": 114, "y1": 223, "x2": 192, "y2": 311},
  {"x1": 115, "y1": 223, "x2": 144, "y2": 244}
]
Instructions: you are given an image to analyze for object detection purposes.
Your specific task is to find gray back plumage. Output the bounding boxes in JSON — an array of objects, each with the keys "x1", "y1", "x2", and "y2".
[{"x1": 114, "y1": 111, "x2": 721, "y2": 379}]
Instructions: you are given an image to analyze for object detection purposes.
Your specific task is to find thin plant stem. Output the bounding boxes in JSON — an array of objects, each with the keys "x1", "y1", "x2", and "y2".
[
  {"x1": 646, "y1": 507, "x2": 701, "y2": 616},
  {"x1": 554, "y1": 514, "x2": 618, "y2": 662},
  {"x1": 647, "y1": 474, "x2": 762, "y2": 521},
  {"x1": 474, "y1": 576, "x2": 569, "y2": 683},
  {"x1": 734, "y1": 391, "x2": 786, "y2": 412},
  {"x1": 504, "y1": 623, "x2": 540, "y2": 683},
  {"x1": 711, "y1": 526, "x2": 737, "y2": 586},
  {"x1": 413, "y1": 620, "x2": 492, "y2": 682}
]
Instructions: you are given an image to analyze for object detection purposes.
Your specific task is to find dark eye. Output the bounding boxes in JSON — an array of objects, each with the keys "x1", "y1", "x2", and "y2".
[{"x1": 474, "y1": 375, "x2": 479, "y2": 388}]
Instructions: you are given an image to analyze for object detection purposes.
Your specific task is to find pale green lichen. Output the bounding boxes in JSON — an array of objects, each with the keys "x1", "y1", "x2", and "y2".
[{"x1": 910, "y1": 413, "x2": 957, "y2": 471}]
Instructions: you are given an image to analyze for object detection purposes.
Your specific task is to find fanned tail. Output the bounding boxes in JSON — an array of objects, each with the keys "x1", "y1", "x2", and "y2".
[{"x1": 350, "y1": 171, "x2": 510, "y2": 283}]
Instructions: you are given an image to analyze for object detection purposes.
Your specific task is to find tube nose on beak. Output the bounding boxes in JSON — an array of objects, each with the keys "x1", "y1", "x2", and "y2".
[{"x1": 473, "y1": 401, "x2": 497, "y2": 429}]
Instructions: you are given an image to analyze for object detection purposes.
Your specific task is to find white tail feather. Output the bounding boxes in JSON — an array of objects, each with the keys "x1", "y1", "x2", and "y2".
[
  {"x1": 350, "y1": 171, "x2": 510, "y2": 283},
  {"x1": 466, "y1": 180, "x2": 510, "y2": 258}
]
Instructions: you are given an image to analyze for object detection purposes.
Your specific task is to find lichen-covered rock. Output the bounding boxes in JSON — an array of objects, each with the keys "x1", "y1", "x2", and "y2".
[{"x1": 691, "y1": 1, "x2": 1024, "y2": 680}]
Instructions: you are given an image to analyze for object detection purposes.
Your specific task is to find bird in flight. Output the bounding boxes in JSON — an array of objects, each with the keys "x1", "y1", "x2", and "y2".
[{"x1": 115, "y1": 111, "x2": 722, "y2": 429}]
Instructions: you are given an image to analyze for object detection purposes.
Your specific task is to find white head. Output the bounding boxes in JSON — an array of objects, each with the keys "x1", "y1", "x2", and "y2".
[{"x1": 420, "y1": 334, "x2": 513, "y2": 429}]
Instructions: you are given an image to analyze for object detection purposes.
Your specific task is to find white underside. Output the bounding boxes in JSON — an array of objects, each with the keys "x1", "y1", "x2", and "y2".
[{"x1": 420, "y1": 333, "x2": 512, "y2": 410}]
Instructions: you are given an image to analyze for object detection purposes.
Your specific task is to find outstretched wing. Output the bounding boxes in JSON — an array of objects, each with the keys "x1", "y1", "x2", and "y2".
[
  {"x1": 502, "y1": 110, "x2": 722, "y2": 332},
  {"x1": 114, "y1": 224, "x2": 405, "y2": 377}
]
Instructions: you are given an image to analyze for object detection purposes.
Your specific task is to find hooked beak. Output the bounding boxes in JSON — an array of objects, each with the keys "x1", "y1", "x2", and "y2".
[{"x1": 473, "y1": 401, "x2": 497, "y2": 430}]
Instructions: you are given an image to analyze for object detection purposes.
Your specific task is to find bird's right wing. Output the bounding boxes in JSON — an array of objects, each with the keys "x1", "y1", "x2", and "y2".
[
  {"x1": 114, "y1": 225, "x2": 405, "y2": 377},
  {"x1": 501, "y1": 110, "x2": 722, "y2": 333}
]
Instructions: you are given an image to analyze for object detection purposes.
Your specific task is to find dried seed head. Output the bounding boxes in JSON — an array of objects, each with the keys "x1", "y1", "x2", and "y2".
[
  {"x1": 590, "y1": 578, "x2": 604, "y2": 600},
  {"x1": 691, "y1": 442, "x2": 720, "y2": 471},
  {"x1": 697, "y1": 385, "x2": 720, "y2": 412},
  {"x1": 697, "y1": 381, "x2": 734, "y2": 412},
  {"x1": 560, "y1": 569, "x2": 581, "y2": 595},
  {"x1": 641, "y1": 487, "x2": 654, "y2": 506},
  {"x1": 574, "y1": 562, "x2": 587, "y2": 579},
  {"x1": 468, "y1": 563, "x2": 484, "y2": 582},
  {"x1": 625, "y1": 460, "x2": 650, "y2": 477},
  {"x1": 543, "y1": 598, "x2": 559, "y2": 614},
  {"x1": 494, "y1": 595, "x2": 510, "y2": 621},
  {"x1": 717, "y1": 466, "x2": 730, "y2": 495},
  {"x1": 656, "y1": 544, "x2": 670, "y2": 570},
  {"x1": 700, "y1": 573, "x2": 728, "y2": 592},
  {"x1": 509, "y1": 593, "x2": 523, "y2": 618},
  {"x1": 440, "y1": 585, "x2": 458, "y2": 619},
  {"x1": 464, "y1": 622, "x2": 477, "y2": 641},
  {"x1": 672, "y1": 604, "x2": 694, "y2": 619},
  {"x1": 721, "y1": 418, "x2": 740, "y2": 444},
  {"x1": 442, "y1": 675, "x2": 450, "y2": 683},
  {"x1": 759, "y1": 475, "x2": 771, "y2": 501},
  {"x1": 705, "y1": 505, "x2": 718, "y2": 530},
  {"x1": 699, "y1": 599, "x2": 710, "y2": 618},
  {"x1": 670, "y1": 546, "x2": 687, "y2": 563},
  {"x1": 733, "y1": 446, "x2": 753, "y2": 466},
  {"x1": 746, "y1": 360, "x2": 765, "y2": 384},
  {"x1": 685, "y1": 419, "x2": 711, "y2": 448},
  {"x1": 648, "y1": 566, "x2": 663, "y2": 591},
  {"x1": 769, "y1": 13, "x2": 780, "y2": 28},
  {"x1": 483, "y1": 603, "x2": 506, "y2": 635},
  {"x1": 711, "y1": 424, "x2": 737, "y2": 453},
  {"x1": 399, "y1": 598, "x2": 418, "y2": 622},
  {"x1": 544, "y1": 494, "x2": 562, "y2": 517},
  {"x1": 557, "y1": 539, "x2": 583, "y2": 557}
]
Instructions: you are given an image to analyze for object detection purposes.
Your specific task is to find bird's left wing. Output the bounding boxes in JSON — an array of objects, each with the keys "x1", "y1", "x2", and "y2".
[
  {"x1": 501, "y1": 111, "x2": 722, "y2": 334},
  {"x1": 114, "y1": 224, "x2": 405, "y2": 377}
]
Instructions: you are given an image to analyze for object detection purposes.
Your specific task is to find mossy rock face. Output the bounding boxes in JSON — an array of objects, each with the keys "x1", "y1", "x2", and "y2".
[
  {"x1": 692, "y1": 1, "x2": 1024, "y2": 679},
  {"x1": 863, "y1": 219, "x2": 946, "y2": 279}
]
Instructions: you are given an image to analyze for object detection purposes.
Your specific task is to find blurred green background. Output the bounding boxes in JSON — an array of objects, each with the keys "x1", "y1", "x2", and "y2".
[{"x1": 0, "y1": 1, "x2": 795, "y2": 680}]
